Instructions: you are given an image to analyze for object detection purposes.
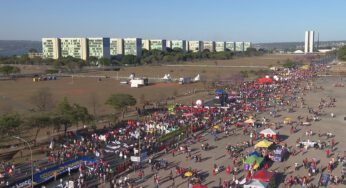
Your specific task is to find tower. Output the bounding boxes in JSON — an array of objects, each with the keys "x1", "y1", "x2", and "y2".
[
  {"x1": 309, "y1": 31, "x2": 314, "y2": 53},
  {"x1": 304, "y1": 30, "x2": 315, "y2": 54},
  {"x1": 304, "y1": 31, "x2": 309, "y2": 53}
]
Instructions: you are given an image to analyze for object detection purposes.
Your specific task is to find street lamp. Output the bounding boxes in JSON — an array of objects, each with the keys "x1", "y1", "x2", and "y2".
[{"x1": 13, "y1": 136, "x2": 34, "y2": 188}]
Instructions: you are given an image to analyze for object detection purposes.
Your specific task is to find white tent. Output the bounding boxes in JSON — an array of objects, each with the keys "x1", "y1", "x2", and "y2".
[
  {"x1": 193, "y1": 74, "x2": 201, "y2": 82},
  {"x1": 129, "y1": 73, "x2": 135, "y2": 80},
  {"x1": 243, "y1": 180, "x2": 268, "y2": 188},
  {"x1": 162, "y1": 74, "x2": 172, "y2": 81},
  {"x1": 260, "y1": 128, "x2": 277, "y2": 135},
  {"x1": 260, "y1": 128, "x2": 278, "y2": 140}
]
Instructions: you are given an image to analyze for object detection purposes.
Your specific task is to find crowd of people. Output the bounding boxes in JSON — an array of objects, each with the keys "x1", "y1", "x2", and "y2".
[{"x1": 1, "y1": 63, "x2": 345, "y2": 188}]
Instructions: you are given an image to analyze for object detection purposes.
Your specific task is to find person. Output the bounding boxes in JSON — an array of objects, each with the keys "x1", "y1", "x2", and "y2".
[
  {"x1": 294, "y1": 162, "x2": 299, "y2": 171},
  {"x1": 169, "y1": 170, "x2": 173, "y2": 180}
]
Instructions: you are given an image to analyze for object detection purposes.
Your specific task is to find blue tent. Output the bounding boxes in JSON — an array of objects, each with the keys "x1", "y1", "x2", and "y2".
[
  {"x1": 215, "y1": 89, "x2": 226, "y2": 95},
  {"x1": 249, "y1": 151, "x2": 261, "y2": 157}
]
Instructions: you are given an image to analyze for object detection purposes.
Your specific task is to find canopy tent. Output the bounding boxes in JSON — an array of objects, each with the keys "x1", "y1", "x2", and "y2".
[
  {"x1": 253, "y1": 169, "x2": 274, "y2": 182},
  {"x1": 249, "y1": 151, "x2": 262, "y2": 157},
  {"x1": 300, "y1": 65, "x2": 310, "y2": 70},
  {"x1": 255, "y1": 140, "x2": 273, "y2": 148},
  {"x1": 162, "y1": 74, "x2": 172, "y2": 80},
  {"x1": 244, "y1": 156, "x2": 264, "y2": 170},
  {"x1": 184, "y1": 171, "x2": 193, "y2": 177},
  {"x1": 260, "y1": 128, "x2": 278, "y2": 140},
  {"x1": 215, "y1": 89, "x2": 226, "y2": 95},
  {"x1": 193, "y1": 74, "x2": 201, "y2": 82},
  {"x1": 192, "y1": 184, "x2": 208, "y2": 188},
  {"x1": 283, "y1": 117, "x2": 292, "y2": 124},
  {"x1": 256, "y1": 77, "x2": 273, "y2": 85},
  {"x1": 243, "y1": 180, "x2": 268, "y2": 188}
]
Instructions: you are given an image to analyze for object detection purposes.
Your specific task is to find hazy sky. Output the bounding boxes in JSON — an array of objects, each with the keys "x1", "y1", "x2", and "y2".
[{"x1": 0, "y1": 0, "x2": 345, "y2": 42}]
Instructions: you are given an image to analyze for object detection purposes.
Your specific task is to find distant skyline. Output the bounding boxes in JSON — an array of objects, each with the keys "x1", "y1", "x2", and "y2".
[{"x1": 0, "y1": 0, "x2": 345, "y2": 43}]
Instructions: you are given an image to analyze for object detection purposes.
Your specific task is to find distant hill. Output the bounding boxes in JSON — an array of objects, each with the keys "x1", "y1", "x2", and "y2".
[{"x1": 0, "y1": 40, "x2": 41, "y2": 56}]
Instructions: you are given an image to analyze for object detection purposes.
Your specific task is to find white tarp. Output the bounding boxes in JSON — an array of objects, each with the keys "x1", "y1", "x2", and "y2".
[
  {"x1": 243, "y1": 180, "x2": 268, "y2": 188},
  {"x1": 193, "y1": 74, "x2": 201, "y2": 82},
  {"x1": 260, "y1": 128, "x2": 277, "y2": 136},
  {"x1": 163, "y1": 74, "x2": 172, "y2": 80}
]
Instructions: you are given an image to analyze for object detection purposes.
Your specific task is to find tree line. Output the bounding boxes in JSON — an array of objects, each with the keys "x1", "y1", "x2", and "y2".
[
  {"x1": 0, "y1": 47, "x2": 265, "y2": 67},
  {"x1": 0, "y1": 91, "x2": 137, "y2": 145}
]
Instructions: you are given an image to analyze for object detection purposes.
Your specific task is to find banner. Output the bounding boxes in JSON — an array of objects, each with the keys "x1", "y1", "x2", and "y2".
[{"x1": 33, "y1": 156, "x2": 96, "y2": 185}]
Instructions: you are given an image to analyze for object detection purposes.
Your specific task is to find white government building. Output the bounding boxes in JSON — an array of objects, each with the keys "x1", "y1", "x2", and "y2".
[{"x1": 42, "y1": 37, "x2": 252, "y2": 59}]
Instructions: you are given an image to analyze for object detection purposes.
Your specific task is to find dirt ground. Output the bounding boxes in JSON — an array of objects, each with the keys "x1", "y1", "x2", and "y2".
[{"x1": 0, "y1": 54, "x2": 298, "y2": 116}]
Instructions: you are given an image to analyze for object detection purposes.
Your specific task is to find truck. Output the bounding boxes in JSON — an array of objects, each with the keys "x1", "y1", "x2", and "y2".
[{"x1": 179, "y1": 77, "x2": 191, "y2": 85}]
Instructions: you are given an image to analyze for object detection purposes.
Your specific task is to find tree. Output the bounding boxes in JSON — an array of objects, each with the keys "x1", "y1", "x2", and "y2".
[
  {"x1": 337, "y1": 45, "x2": 346, "y2": 61},
  {"x1": 282, "y1": 60, "x2": 298, "y2": 69},
  {"x1": 0, "y1": 113, "x2": 21, "y2": 138},
  {"x1": 30, "y1": 88, "x2": 54, "y2": 111},
  {"x1": 105, "y1": 94, "x2": 137, "y2": 119},
  {"x1": 89, "y1": 93, "x2": 98, "y2": 117},
  {"x1": 121, "y1": 55, "x2": 139, "y2": 65},
  {"x1": 71, "y1": 104, "x2": 92, "y2": 129},
  {"x1": 99, "y1": 58, "x2": 111, "y2": 66},
  {"x1": 0, "y1": 65, "x2": 20, "y2": 76},
  {"x1": 56, "y1": 97, "x2": 74, "y2": 135},
  {"x1": 27, "y1": 114, "x2": 51, "y2": 144},
  {"x1": 88, "y1": 56, "x2": 98, "y2": 65}
]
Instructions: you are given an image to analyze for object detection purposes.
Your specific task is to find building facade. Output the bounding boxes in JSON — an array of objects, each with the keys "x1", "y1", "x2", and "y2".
[
  {"x1": 215, "y1": 42, "x2": 226, "y2": 52},
  {"x1": 150, "y1": 39, "x2": 166, "y2": 51},
  {"x1": 188, "y1": 41, "x2": 202, "y2": 52},
  {"x1": 124, "y1": 38, "x2": 142, "y2": 57},
  {"x1": 243, "y1": 42, "x2": 252, "y2": 51},
  {"x1": 166, "y1": 40, "x2": 172, "y2": 49},
  {"x1": 42, "y1": 38, "x2": 60, "y2": 59},
  {"x1": 235, "y1": 42, "x2": 244, "y2": 52},
  {"x1": 142, "y1": 39, "x2": 150, "y2": 51},
  {"x1": 110, "y1": 38, "x2": 124, "y2": 56},
  {"x1": 203, "y1": 41, "x2": 215, "y2": 52},
  {"x1": 60, "y1": 38, "x2": 88, "y2": 60},
  {"x1": 226, "y1": 42, "x2": 235, "y2": 51},
  {"x1": 88, "y1": 38, "x2": 110, "y2": 59},
  {"x1": 171, "y1": 40, "x2": 187, "y2": 52}
]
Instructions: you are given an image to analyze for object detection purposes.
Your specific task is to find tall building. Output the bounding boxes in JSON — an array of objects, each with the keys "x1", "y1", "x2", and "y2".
[
  {"x1": 203, "y1": 41, "x2": 215, "y2": 52},
  {"x1": 226, "y1": 42, "x2": 235, "y2": 51},
  {"x1": 88, "y1": 38, "x2": 110, "y2": 59},
  {"x1": 235, "y1": 42, "x2": 244, "y2": 52},
  {"x1": 309, "y1": 31, "x2": 314, "y2": 53},
  {"x1": 142, "y1": 39, "x2": 150, "y2": 50},
  {"x1": 243, "y1": 42, "x2": 252, "y2": 51},
  {"x1": 110, "y1": 38, "x2": 124, "y2": 56},
  {"x1": 188, "y1": 41, "x2": 202, "y2": 52},
  {"x1": 60, "y1": 38, "x2": 88, "y2": 60},
  {"x1": 304, "y1": 31, "x2": 309, "y2": 53},
  {"x1": 124, "y1": 38, "x2": 142, "y2": 57},
  {"x1": 215, "y1": 42, "x2": 226, "y2": 52},
  {"x1": 304, "y1": 31, "x2": 315, "y2": 53},
  {"x1": 150, "y1": 39, "x2": 166, "y2": 51},
  {"x1": 171, "y1": 40, "x2": 187, "y2": 52},
  {"x1": 166, "y1": 40, "x2": 172, "y2": 49},
  {"x1": 42, "y1": 38, "x2": 60, "y2": 59}
]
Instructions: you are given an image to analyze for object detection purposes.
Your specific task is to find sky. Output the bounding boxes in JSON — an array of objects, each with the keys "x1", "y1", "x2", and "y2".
[{"x1": 0, "y1": 0, "x2": 345, "y2": 43}]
